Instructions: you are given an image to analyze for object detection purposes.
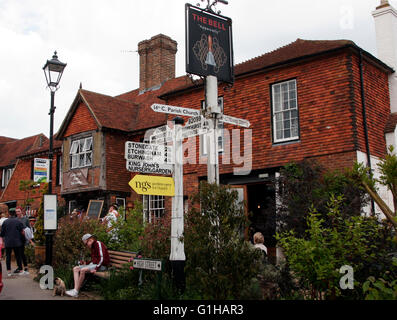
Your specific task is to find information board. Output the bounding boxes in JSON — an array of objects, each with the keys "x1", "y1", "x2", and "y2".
[{"x1": 86, "y1": 200, "x2": 104, "y2": 220}]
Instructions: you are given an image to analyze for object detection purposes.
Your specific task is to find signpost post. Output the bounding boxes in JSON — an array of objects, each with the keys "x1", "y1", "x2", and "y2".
[{"x1": 170, "y1": 117, "x2": 186, "y2": 292}]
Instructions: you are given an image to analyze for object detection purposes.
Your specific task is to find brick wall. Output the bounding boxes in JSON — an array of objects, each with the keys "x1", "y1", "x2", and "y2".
[
  {"x1": 63, "y1": 102, "x2": 98, "y2": 138},
  {"x1": 105, "y1": 132, "x2": 132, "y2": 193},
  {"x1": 166, "y1": 52, "x2": 355, "y2": 178},
  {"x1": 0, "y1": 155, "x2": 63, "y2": 210},
  {"x1": 138, "y1": 34, "x2": 177, "y2": 91},
  {"x1": 165, "y1": 50, "x2": 390, "y2": 180},
  {"x1": 350, "y1": 54, "x2": 390, "y2": 159}
]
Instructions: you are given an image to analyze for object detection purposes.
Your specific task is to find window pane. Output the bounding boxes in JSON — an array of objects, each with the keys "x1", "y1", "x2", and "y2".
[
  {"x1": 289, "y1": 81, "x2": 296, "y2": 91},
  {"x1": 84, "y1": 137, "x2": 93, "y2": 151},
  {"x1": 290, "y1": 99, "x2": 297, "y2": 109},
  {"x1": 281, "y1": 83, "x2": 288, "y2": 93},
  {"x1": 79, "y1": 140, "x2": 84, "y2": 152},
  {"x1": 284, "y1": 129, "x2": 291, "y2": 138},
  {"x1": 284, "y1": 120, "x2": 290, "y2": 130},
  {"x1": 276, "y1": 130, "x2": 283, "y2": 140},
  {"x1": 283, "y1": 111, "x2": 290, "y2": 120},
  {"x1": 72, "y1": 155, "x2": 78, "y2": 168},
  {"x1": 86, "y1": 152, "x2": 92, "y2": 166},
  {"x1": 79, "y1": 154, "x2": 85, "y2": 167},
  {"x1": 70, "y1": 141, "x2": 78, "y2": 154}
]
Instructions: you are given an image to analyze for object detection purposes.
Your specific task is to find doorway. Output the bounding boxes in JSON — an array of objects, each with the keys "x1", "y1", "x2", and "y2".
[{"x1": 246, "y1": 183, "x2": 276, "y2": 248}]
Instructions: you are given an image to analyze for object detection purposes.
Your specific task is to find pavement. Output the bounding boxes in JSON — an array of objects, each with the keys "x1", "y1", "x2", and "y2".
[{"x1": 0, "y1": 259, "x2": 101, "y2": 300}]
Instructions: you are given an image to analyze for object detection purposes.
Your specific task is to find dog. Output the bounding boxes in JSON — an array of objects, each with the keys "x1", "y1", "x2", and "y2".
[{"x1": 53, "y1": 277, "x2": 66, "y2": 297}]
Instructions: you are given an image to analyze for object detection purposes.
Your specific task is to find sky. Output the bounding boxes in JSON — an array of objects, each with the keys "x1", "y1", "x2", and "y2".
[{"x1": 0, "y1": 0, "x2": 392, "y2": 139}]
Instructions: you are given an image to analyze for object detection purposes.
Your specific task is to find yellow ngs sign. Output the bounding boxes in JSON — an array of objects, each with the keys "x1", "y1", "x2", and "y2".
[{"x1": 129, "y1": 175, "x2": 175, "y2": 196}]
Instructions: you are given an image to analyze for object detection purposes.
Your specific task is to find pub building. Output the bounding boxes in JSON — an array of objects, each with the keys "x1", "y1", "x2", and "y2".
[{"x1": 0, "y1": 2, "x2": 396, "y2": 262}]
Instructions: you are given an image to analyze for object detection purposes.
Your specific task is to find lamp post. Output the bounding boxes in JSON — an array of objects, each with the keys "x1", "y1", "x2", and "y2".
[{"x1": 43, "y1": 51, "x2": 66, "y2": 265}]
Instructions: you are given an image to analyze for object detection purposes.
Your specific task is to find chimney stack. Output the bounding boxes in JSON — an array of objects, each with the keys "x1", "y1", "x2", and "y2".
[
  {"x1": 138, "y1": 34, "x2": 177, "y2": 92},
  {"x1": 372, "y1": 0, "x2": 397, "y2": 112}
]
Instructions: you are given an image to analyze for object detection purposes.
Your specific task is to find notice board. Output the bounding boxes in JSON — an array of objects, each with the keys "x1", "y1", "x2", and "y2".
[{"x1": 86, "y1": 200, "x2": 104, "y2": 220}]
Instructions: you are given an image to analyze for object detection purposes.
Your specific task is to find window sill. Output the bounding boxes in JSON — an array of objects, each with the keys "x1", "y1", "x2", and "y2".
[{"x1": 272, "y1": 139, "x2": 301, "y2": 147}]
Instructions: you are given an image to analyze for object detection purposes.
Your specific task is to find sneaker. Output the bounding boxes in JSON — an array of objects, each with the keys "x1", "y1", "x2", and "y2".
[
  {"x1": 65, "y1": 289, "x2": 79, "y2": 298},
  {"x1": 13, "y1": 269, "x2": 22, "y2": 274},
  {"x1": 24, "y1": 268, "x2": 29, "y2": 275},
  {"x1": 7, "y1": 272, "x2": 12, "y2": 277}
]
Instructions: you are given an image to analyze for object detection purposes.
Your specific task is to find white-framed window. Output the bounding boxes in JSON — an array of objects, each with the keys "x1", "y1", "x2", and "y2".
[
  {"x1": 1, "y1": 168, "x2": 13, "y2": 188},
  {"x1": 272, "y1": 79, "x2": 299, "y2": 143},
  {"x1": 143, "y1": 195, "x2": 165, "y2": 223},
  {"x1": 70, "y1": 137, "x2": 93, "y2": 169},
  {"x1": 68, "y1": 200, "x2": 77, "y2": 214},
  {"x1": 201, "y1": 97, "x2": 224, "y2": 156}
]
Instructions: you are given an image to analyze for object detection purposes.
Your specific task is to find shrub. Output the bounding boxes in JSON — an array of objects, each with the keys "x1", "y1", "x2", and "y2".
[
  {"x1": 52, "y1": 217, "x2": 109, "y2": 269},
  {"x1": 184, "y1": 182, "x2": 263, "y2": 299},
  {"x1": 277, "y1": 160, "x2": 368, "y2": 238},
  {"x1": 106, "y1": 202, "x2": 144, "y2": 252},
  {"x1": 276, "y1": 194, "x2": 397, "y2": 299}
]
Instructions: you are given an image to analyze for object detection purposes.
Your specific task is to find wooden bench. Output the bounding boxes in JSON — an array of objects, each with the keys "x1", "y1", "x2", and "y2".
[{"x1": 94, "y1": 250, "x2": 137, "y2": 279}]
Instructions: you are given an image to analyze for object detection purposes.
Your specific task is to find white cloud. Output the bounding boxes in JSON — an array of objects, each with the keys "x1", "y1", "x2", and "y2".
[{"x1": 0, "y1": 0, "x2": 390, "y2": 139}]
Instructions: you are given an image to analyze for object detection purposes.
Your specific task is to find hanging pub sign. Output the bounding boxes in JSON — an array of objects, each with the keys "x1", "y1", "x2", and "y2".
[{"x1": 185, "y1": 3, "x2": 234, "y2": 83}]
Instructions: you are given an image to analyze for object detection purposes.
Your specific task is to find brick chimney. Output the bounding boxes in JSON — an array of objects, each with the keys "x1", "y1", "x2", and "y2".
[
  {"x1": 138, "y1": 34, "x2": 177, "y2": 92},
  {"x1": 372, "y1": 0, "x2": 397, "y2": 112}
]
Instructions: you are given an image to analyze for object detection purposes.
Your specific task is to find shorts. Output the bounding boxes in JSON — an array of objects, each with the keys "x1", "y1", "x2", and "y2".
[{"x1": 78, "y1": 263, "x2": 107, "y2": 272}]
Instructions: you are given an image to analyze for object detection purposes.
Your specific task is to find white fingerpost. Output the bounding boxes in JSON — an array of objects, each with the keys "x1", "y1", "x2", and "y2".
[
  {"x1": 170, "y1": 117, "x2": 186, "y2": 262},
  {"x1": 206, "y1": 75, "x2": 220, "y2": 184}
]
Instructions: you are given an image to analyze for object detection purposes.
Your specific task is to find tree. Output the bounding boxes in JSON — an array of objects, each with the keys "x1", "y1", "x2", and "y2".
[
  {"x1": 276, "y1": 159, "x2": 368, "y2": 238},
  {"x1": 184, "y1": 182, "x2": 263, "y2": 299},
  {"x1": 18, "y1": 179, "x2": 37, "y2": 209},
  {"x1": 350, "y1": 146, "x2": 397, "y2": 229}
]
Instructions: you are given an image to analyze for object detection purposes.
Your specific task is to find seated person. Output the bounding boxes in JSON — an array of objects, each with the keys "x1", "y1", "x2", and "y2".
[
  {"x1": 253, "y1": 232, "x2": 268, "y2": 256},
  {"x1": 66, "y1": 234, "x2": 110, "y2": 298}
]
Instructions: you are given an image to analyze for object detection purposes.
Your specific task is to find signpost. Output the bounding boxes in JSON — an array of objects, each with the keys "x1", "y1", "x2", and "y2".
[
  {"x1": 220, "y1": 114, "x2": 251, "y2": 128},
  {"x1": 149, "y1": 124, "x2": 174, "y2": 144},
  {"x1": 151, "y1": 103, "x2": 200, "y2": 117},
  {"x1": 181, "y1": 115, "x2": 210, "y2": 139},
  {"x1": 133, "y1": 258, "x2": 162, "y2": 271},
  {"x1": 129, "y1": 175, "x2": 175, "y2": 197}
]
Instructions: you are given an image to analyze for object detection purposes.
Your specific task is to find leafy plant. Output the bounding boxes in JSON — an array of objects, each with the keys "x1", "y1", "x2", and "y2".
[
  {"x1": 276, "y1": 194, "x2": 395, "y2": 299},
  {"x1": 18, "y1": 179, "x2": 37, "y2": 208},
  {"x1": 106, "y1": 202, "x2": 144, "y2": 252},
  {"x1": 277, "y1": 160, "x2": 367, "y2": 238},
  {"x1": 33, "y1": 184, "x2": 48, "y2": 245},
  {"x1": 184, "y1": 182, "x2": 263, "y2": 299},
  {"x1": 350, "y1": 146, "x2": 397, "y2": 229}
]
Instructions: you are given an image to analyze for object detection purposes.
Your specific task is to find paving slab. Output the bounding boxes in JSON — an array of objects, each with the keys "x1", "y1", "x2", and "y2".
[{"x1": 0, "y1": 259, "x2": 100, "y2": 300}]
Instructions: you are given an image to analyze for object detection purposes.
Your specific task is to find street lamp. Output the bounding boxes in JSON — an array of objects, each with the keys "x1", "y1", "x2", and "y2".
[{"x1": 43, "y1": 51, "x2": 66, "y2": 265}]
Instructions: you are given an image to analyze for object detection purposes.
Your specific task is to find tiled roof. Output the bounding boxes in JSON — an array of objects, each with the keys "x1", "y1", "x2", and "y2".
[
  {"x1": 159, "y1": 38, "x2": 393, "y2": 98},
  {"x1": 80, "y1": 89, "x2": 140, "y2": 132},
  {"x1": 116, "y1": 76, "x2": 193, "y2": 132},
  {"x1": 18, "y1": 135, "x2": 62, "y2": 158},
  {"x1": 385, "y1": 112, "x2": 397, "y2": 133},
  {"x1": 234, "y1": 39, "x2": 355, "y2": 75},
  {"x1": 0, "y1": 134, "x2": 45, "y2": 167}
]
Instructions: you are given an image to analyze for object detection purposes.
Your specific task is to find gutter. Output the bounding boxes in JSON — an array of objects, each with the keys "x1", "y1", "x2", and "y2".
[{"x1": 359, "y1": 48, "x2": 376, "y2": 216}]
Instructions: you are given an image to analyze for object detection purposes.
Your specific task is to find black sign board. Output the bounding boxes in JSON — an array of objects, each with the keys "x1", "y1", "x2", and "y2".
[
  {"x1": 86, "y1": 200, "x2": 104, "y2": 220},
  {"x1": 185, "y1": 3, "x2": 234, "y2": 83}
]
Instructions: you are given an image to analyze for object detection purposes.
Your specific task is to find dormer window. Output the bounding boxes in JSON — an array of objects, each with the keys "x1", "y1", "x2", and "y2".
[{"x1": 70, "y1": 137, "x2": 93, "y2": 169}]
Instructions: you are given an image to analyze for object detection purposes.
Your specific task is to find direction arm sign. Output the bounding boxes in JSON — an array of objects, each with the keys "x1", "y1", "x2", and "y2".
[{"x1": 151, "y1": 104, "x2": 200, "y2": 117}]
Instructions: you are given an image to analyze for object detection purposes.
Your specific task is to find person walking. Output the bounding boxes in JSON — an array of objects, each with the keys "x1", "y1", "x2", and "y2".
[
  {"x1": 0, "y1": 208, "x2": 25, "y2": 276},
  {"x1": 16, "y1": 207, "x2": 31, "y2": 275}
]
